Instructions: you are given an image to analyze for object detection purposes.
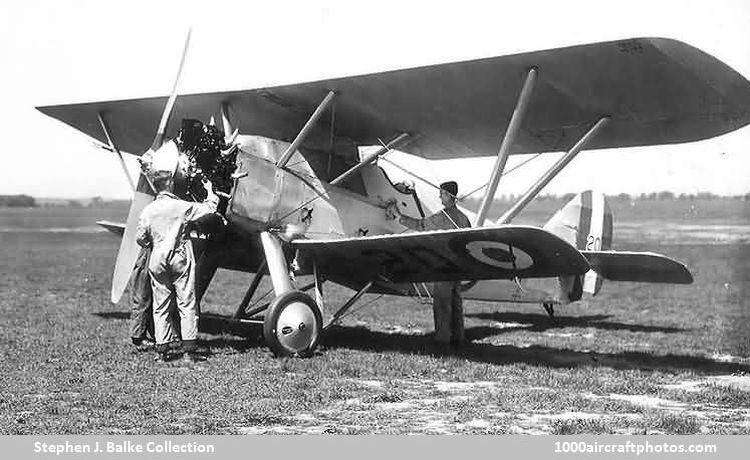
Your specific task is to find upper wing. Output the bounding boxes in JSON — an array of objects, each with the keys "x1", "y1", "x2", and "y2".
[
  {"x1": 292, "y1": 225, "x2": 589, "y2": 285},
  {"x1": 38, "y1": 38, "x2": 750, "y2": 160},
  {"x1": 582, "y1": 250, "x2": 693, "y2": 284}
]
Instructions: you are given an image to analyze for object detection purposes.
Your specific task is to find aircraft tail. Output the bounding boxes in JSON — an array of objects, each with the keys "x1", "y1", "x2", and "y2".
[{"x1": 543, "y1": 190, "x2": 612, "y2": 296}]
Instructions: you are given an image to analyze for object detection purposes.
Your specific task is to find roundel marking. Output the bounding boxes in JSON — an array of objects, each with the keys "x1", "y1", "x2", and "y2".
[{"x1": 464, "y1": 241, "x2": 533, "y2": 270}]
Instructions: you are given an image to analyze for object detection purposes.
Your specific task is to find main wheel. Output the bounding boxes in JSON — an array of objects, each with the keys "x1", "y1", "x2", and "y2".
[{"x1": 263, "y1": 290, "x2": 322, "y2": 357}]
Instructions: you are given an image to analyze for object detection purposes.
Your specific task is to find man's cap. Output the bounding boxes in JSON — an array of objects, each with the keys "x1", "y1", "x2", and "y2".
[{"x1": 440, "y1": 181, "x2": 458, "y2": 197}]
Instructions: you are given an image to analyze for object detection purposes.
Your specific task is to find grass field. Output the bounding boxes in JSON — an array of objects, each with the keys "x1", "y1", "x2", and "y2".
[{"x1": 1, "y1": 199, "x2": 749, "y2": 434}]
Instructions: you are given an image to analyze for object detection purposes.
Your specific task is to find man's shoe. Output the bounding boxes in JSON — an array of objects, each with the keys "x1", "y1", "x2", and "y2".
[
  {"x1": 450, "y1": 338, "x2": 468, "y2": 350},
  {"x1": 433, "y1": 342, "x2": 452, "y2": 356},
  {"x1": 132, "y1": 337, "x2": 155, "y2": 352},
  {"x1": 182, "y1": 352, "x2": 207, "y2": 363}
]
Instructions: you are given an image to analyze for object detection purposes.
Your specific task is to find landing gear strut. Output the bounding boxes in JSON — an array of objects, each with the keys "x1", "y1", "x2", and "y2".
[
  {"x1": 260, "y1": 231, "x2": 323, "y2": 357},
  {"x1": 542, "y1": 302, "x2": 555, "y2": 318}
]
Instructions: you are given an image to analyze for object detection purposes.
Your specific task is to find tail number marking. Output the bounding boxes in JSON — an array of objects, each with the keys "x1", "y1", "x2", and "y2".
[{"x1": 585, "y1": 235, "x2": 602, "y2": 251}]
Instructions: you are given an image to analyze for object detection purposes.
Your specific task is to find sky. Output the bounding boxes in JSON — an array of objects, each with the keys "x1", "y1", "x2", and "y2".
[{"x1": 1, "y1": 0, "x2": 749, "y2": 199}]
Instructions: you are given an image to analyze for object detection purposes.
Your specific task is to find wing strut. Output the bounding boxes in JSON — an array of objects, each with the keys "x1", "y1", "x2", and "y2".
[
  {"x1": 330, "y1": 132, "x2": 411, "y2": 186},
  {"x1": 324, "y1": 281, "x2": 375, "y2": 330},
  {"x1": 277, "y1": 90, "x2": 337, "y2": 168},
  {"x1": 313, "y1": 258, "x2": 326, "y2": 316},
  {"x1": 97, "y1": 112, "x2": 136, "y2": 191},
  {"x1": 497, "y1": 116, "x2": 610, "y2": 224},
  {"x1": 475, "y1": 68, "x2": 538, "y2": 227},
  {"x1": 233, "y1": 260, "x2": 268, "y2": 318}
]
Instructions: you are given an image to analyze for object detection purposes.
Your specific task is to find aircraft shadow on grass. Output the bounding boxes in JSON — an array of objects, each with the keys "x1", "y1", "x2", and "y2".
[
  {"x1": 93, "y1": 311, "x2": 261, "y2": 353},
  {"x1": 466, "y1": 311, "x2": 686, "y2": 334},
  {"x1": 93, "y1": 311, "x2": 130, "y2": 320},
  {"x1": 94, "y1": 310, "x2": 684, "y2": 336},
  {"x1": 94, "y1": 311, "x2": 746, "y2": 375},
  {"x1": 197, "y1": 315, "x2": 747, "y2": 375},
  {"x1": 322, "y1": 326, "x2": 750, "y2": 376}
]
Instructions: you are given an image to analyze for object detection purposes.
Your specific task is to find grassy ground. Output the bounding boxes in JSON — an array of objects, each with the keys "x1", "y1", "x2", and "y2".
[{"x1": 1, "y1": 202, "x2": 749, "y2": 434}]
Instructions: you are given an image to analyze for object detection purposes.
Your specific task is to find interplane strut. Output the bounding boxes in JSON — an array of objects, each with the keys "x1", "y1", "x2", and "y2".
[
  {"x1": 474, "y1": 67, "x2": 538, "y2": 227},
  {"x1": 498, "y1": 116, "x2": 610, "y2": 224}
]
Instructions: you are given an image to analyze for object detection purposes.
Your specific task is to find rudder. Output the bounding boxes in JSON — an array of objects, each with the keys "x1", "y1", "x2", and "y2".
[{"x1": 543, "y1": 191, "x2": 613, "y2": 296}]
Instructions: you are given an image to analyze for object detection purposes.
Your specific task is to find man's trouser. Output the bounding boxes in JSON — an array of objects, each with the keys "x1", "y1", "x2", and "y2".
[
  {"x1": 431, "y1": 281, "x2": 465, "y2": 344},
  {"x1": 150, "y1": 243, "x2": 199, "y2": 353},
  {"x1": 130, "y1": 247, "x2": 154, "y2": 340}
]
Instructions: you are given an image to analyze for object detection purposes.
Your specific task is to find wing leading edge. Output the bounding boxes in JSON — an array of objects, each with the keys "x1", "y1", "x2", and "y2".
[
  {"x1": 37, "y1": 38, "x2": 750, "y2": 161},
  {"x1": 292, "y1": 225, "x2": 589, "y2": 285}
]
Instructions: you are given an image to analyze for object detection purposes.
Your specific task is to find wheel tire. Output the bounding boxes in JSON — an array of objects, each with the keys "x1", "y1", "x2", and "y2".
[{"x1": 263, "y1": 290, "x2": 322, "y2": 357}]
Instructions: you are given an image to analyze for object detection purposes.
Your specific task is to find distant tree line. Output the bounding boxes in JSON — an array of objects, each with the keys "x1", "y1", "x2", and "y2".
[
  {"x1": 467, "y1": 191, "x2": 750, "y2": 204},
  {"x1": 0, "y1": 195, "x2": 36, "y2": 207},
  {"x1": 0, "y1": 196, "x2": 135, "y2": 208},
  {"x1": 30, "y1": 196, "x2": 131, "y2": 208},
  {"x1": 608, "y1": 191, "x2": 750, "y2": 201}
]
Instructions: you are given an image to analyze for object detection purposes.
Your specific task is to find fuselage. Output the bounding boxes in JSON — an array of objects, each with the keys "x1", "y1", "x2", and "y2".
[{"x1": 206, "y1": 134, "x2": 576, "y2": 307}]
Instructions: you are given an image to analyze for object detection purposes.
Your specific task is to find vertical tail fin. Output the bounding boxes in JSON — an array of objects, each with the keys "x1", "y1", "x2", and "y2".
[{"x1": 543, "y1": 191, "x2": 613, "y2": 296}]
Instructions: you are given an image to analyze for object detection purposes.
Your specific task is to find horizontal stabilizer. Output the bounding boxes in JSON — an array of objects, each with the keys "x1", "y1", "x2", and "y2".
[
  {"x1": 96, "y1": 220, "x2": 125, "y2": 236},
  {"x1": 582, "y1": 251, "x2": 693, "y2": 284}
]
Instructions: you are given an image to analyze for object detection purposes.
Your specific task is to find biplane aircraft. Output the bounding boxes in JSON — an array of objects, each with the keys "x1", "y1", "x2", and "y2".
[{"x1": 38, "y1": 36, "x2": 750, "y2": 356}]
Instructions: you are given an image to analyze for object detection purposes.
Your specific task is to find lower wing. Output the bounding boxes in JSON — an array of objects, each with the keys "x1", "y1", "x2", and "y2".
[{"x1": 292, "y1": 225, "x2": 589, "y2": 285}]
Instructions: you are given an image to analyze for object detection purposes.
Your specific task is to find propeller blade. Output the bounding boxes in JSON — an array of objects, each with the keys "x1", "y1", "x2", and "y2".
[
  {"x1": 221, "y1": 102, "x2": 235, "y2": 143},
  {"x1": 149, "y1": 28, "x2": 192, "y2": 152},
  {"x1": 110, "y1": 187, "x2": 154, "y2": 303},
  {"x1": 110, "y1": 30, "x2": 192, "y2": 303}
]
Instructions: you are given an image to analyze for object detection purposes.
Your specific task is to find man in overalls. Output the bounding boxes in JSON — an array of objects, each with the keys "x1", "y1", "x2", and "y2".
[{"x1": 136, "y1": 170, "x2": 218, "y2": 362}]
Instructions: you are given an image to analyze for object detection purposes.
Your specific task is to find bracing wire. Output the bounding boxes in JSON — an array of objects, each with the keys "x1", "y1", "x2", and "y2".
[
  {"x1": 378, "y1": 152, "x2": 544, "y2": 202},
  {"x1": 274, "y1": 138, "x2": 401, "y2": 224},
  {"x1": 458, "y1": 153, "x2": 543, "y2": 201},
  {"x1": 273, "y1": 146, "x2": 544, "y2": 232}
]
